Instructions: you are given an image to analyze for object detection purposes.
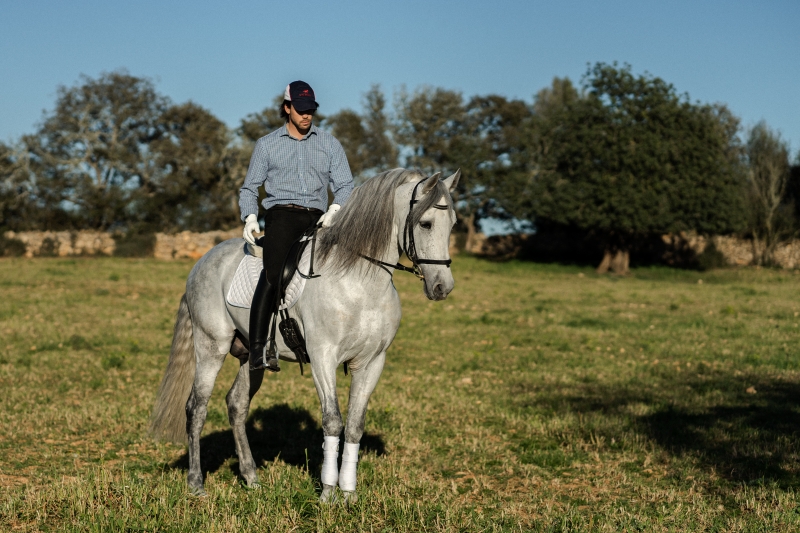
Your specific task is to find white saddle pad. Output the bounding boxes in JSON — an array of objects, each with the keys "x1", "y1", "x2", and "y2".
[{"x1": 226, "y1": 243, "x2": 312, "y2": 310}]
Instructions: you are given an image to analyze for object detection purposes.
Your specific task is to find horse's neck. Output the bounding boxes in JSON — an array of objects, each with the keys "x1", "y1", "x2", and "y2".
[
  {"x1": 385, "y1": 196, "x2": 412, "y2": 266},
  {"x1": 384, "y1": 222, "x2": 402, "y2": 266}
]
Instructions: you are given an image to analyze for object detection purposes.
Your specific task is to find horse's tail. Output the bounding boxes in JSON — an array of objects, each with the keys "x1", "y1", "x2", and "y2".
[{"x1": 149, "y1": 293, "x2": 195, "y2": 443}]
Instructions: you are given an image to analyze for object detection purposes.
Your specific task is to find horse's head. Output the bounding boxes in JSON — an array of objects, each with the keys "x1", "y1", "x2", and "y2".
[{"x1": 397, "y1": 170, "x2": 461, "y2": 301}]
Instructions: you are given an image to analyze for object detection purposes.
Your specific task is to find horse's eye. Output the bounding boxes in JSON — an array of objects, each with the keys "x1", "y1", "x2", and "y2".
[{"x1": 420, "y1": 222, "x2": 432, "y2": 230}]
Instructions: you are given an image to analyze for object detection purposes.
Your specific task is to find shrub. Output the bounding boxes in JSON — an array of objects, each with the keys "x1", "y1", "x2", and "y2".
[
  {"x1": 37, "y1": 237, "x2": 60, "y2": 257},
  {"x1": 0, "y1": 234, "x2": 26, "y2": 257},
  {"x1": 696, "y1": 241, "x2": 728, "y2": 271},
  {"x1": 113, "y1": 231, "x2": 155, "y2": 257}
]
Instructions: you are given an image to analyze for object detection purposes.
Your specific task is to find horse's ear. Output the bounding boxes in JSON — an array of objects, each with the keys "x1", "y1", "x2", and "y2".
[
  {"x1": 442, "y1": 169, "x2": 461, "y2": 193},
  {"x1": 422, "y1": 172, "x2": 441, "y2": 194}
]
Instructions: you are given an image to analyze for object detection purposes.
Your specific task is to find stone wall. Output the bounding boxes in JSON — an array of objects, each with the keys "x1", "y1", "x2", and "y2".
[
  {"x1": 661, "y1": 232, "x2": 800, "y2": 269},
  {"x1": 152, "y1": 230, "x2": 240, "y2": 260},
  {"x1": 4, "y1": 231, "x2": 116, "y2": 258},
  {"x1": 7, "y1": 228, "x2": 800, "y2": 268},
  {"x1": 465, "y1": 230, "x2": 800, "y2": 269},
  {"x1": 2, "y1": 229, "x2": 241, "y2": 259},
  {"x1": 3, "y1": 229, "x2": 459, "y2": 261},
  {"x1": 465, "y1": 232, "x2": 530, "y2": 259}
]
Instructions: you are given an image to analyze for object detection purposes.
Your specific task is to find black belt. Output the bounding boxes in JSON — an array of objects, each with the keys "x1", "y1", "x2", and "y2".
[{"x1": 275, "y1": 204, "x2": 322, "y2": 214}]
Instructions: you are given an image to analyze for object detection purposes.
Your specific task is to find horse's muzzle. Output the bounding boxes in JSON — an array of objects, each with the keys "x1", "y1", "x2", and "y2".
[{"x1": 424, "y1": 273, "x2": 454, "y2": 301}]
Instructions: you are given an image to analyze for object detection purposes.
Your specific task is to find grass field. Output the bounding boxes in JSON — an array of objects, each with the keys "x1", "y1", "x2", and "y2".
[{"x1": 1, "y1": 255, "x2": 800, "y2": 531}]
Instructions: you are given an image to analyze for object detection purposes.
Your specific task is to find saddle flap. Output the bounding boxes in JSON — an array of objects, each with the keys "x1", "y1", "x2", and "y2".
[{"x1": 280, "y1": 236, "x2": 312, "y2": 293}]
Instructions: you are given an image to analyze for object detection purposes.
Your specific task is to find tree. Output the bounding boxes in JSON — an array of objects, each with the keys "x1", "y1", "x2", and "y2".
[
  {"x1": 327, "y1": 85, "x2": 397, "y2": 181},
  {"x1": 527, "y1": 63, "x2": 746, "y2": 274},
  {"x1": 745, "y1": 122, "x2": 793, "y2": 265},
  {"x1": 238, "y1": 95, "x2": 287, "y2": 144},
  {"x1": 0, "y1": 141, "x2": 36, "y2": 230},
  {"x1": 393, "y1": 86, "x2": 466, "y2": 174},
  {"x1": 533, "y1": 77, "x2": 580, "y2": 118},
  {"x1": 29, "y1": 70, "x2": 168, "y2": 230},
  {"x1": 486, "y1": 78, "x2": 579, "y2": 240},
  {"x1": 394, "y1": 87, "x2": 474, "y2": 245},
  {"x1": 459, "y1": 94, "x2": 532, "y2": 247},
  {"x1": 141, "y1": 102, "x2": 241, "y2": 232},
  {"x1": 393, "y1": 87, "x2": 534, "y2": 248}
]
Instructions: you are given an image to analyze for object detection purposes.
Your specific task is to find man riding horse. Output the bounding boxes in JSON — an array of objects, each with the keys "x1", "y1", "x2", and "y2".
[{"x1": 239, "y1": 80, "x2": 354, "y2": 372}]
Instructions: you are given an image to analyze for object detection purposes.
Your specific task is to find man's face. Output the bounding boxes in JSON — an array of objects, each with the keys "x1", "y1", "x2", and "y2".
[{"x1": 285, "y1": 103, "x2": 315, "y2": 132}]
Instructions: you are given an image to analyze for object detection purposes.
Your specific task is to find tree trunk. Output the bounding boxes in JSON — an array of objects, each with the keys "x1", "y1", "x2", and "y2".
[
  {"x1": 597, "y1": 247, "x2": 630, "y2": 275},
  {"x1": 464, "y1": 212, "x2": 478, "y2": 253},
  {"x1": 751, "y1": 235, "x2": 764, "y2": 266}
]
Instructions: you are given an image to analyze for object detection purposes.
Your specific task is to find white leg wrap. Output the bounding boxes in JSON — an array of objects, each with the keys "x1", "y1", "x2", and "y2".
[
  {"x1": 321, "y1": 436, "x2": 340, "y2": 487},
  {"x1": 338, "y1": 442, "x2": 359, "y2": 492}
]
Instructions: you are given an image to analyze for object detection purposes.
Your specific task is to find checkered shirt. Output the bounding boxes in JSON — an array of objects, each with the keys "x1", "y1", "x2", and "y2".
[{"x1": 239, "y1": 124, "x2": 354, "y2": 220}]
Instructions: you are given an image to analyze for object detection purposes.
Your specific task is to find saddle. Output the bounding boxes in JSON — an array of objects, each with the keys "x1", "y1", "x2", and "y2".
[{"x1": 235, "y1": 228, "x2": 350, "y2": 375}]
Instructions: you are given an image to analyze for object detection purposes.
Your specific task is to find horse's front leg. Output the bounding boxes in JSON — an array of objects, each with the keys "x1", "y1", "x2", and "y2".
[
  {"x1": 339, "y1": 351, "x2": 386, "y2": 504},
  {"x1": 311, "y1": 357, "x2": 344, "y2": 503}
]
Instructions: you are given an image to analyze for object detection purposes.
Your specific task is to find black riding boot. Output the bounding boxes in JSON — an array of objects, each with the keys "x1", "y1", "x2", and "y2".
[{"x1": 248, "y1": 272, "x2": 280, "y2": 372}]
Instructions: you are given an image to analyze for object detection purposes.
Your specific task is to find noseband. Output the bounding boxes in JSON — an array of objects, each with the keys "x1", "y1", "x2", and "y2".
[{"x1": 362, "y1": 177, "x2": 452, "y2": 279}]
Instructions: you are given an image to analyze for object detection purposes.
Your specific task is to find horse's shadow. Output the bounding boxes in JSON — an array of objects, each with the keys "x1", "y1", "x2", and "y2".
[
  {"x1": 638, "y1": 378, "x2": 800, "y2": 485},
  {"x1": 533, "y1": 374, "x2": 800, "y2": 486},
  {"x1": 171, "y1": 403, "x2": 385, "y2": 481}
]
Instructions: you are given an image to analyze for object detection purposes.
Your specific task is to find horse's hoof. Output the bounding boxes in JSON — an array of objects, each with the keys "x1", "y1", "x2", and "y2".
[
  {"x1": 243, "y1": 479, "x2": 261, "y2": 490},
  {"x1": 190, "y1": 486, "x2": 208, "y2": 498},
  {"x1": 320, "y1": 484, "x2": 337, "y2": 504},
  {"x1": 341, "y1": 490, "x2": 358, "y2": 505}
]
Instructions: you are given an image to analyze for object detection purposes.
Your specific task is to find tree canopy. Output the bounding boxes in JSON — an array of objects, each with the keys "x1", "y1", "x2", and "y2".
[
  {"x1": 2, "y1": 66, "x2": 795, "y2": 271},
  {"x1": 525, "y1": 64, "x2": 747, "y2": 272}
]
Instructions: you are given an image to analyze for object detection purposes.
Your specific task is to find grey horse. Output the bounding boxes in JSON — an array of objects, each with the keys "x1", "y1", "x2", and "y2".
[{"x1": 149, "y1": 168, "x2": 460, "y2": 501}]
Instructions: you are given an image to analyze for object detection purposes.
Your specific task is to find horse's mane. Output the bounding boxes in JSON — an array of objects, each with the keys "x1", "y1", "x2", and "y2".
[{"x1": 316, "y1": 168, "x2": 453, "y2": 274}]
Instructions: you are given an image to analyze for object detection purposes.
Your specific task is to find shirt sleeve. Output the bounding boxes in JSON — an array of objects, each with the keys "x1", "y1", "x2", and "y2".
[
  {"x1": 328, "y1": 137, "x2": 354, "y2": 206},
  {"x1": 238, "y1": 138, "x2": 269, "y2": 221}
]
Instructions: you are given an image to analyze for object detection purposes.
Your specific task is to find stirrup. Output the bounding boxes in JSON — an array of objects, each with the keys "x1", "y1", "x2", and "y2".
[
  {"x1": 265, "y1": 356, "x2": 280, "y2": 373},
  {"x1": 249, "y1": 344, "x2": 280, "y2": 373}
]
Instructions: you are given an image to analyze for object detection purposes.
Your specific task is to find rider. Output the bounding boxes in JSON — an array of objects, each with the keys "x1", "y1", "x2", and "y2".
[{"x1": 240, "y1": 80, "x2": 354, "y2": 372}]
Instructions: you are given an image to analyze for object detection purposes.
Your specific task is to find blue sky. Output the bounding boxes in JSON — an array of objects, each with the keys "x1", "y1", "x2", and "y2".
[{"x1": 2, "y1": 0, "x2": 798, "y2": 154}]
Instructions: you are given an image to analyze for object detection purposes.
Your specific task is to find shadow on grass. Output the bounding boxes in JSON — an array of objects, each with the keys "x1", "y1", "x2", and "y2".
[
  {"x1": 523, "y1": 375, "x2": 800, "y2": 486},
  {"x1": 171, "y1": 403, "x2": 385, "y2": 483}
]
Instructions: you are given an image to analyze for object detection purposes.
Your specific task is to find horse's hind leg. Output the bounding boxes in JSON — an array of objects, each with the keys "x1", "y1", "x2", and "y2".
[
  {"x1": 186, "y1": 343, "x2": 227, "y2": 496},
  {"x1": 226, "y1": 360, "x2": 265, "y2": 488}
]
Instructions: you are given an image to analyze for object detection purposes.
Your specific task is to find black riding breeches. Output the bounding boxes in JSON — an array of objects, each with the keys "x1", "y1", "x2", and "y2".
[
  {"x1": 249, "y1": 205, "x2": 322, "y2": 351},
  {"x1": 260, "y1": 205, "x2": 322, "y2": 284}
]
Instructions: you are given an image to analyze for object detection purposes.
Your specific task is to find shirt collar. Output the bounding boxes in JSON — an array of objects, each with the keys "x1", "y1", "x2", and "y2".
[{"x1": 280, "y1": 123, "x2": 318, "y2": 140}]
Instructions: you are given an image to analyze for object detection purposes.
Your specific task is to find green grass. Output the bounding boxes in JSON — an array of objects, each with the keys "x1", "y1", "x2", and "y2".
[{"x1": 1, "y1": 256, "x2": 800, "y2": 531}]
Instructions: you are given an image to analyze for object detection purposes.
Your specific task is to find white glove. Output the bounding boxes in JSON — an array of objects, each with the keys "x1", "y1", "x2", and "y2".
[
  {"x1": 318, "y1": 204, "x2": 341, "y2": 228},
  {"x1": 243, "y1": 214, "x2": 260, "y2": 245}
]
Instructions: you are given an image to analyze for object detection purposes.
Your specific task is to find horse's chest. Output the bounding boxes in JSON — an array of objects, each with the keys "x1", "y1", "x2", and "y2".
[
  {"x1": 333, "y1": 301, "x2": 400, "y2": 342},
  {"x1": 299, "y1": 288, "x2": 400, "y2": 356}
]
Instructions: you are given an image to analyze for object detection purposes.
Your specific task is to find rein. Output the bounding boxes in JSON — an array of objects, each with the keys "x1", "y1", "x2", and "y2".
[{"x1": 361, "y1": 177, "x2": 452, "y2": 280}]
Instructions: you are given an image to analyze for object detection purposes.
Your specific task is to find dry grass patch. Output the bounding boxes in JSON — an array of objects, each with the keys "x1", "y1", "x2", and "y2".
[{"x1": 1, "y1": 256, "x2": 799, "y2": 531}]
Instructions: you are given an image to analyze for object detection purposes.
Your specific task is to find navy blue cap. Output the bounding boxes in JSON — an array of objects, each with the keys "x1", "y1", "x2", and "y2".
[{"x1": 284, "y1": 80, "x2": 319, "y2": 112}]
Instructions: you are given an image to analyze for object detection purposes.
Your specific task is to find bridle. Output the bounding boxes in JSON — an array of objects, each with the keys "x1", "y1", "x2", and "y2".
[{"x1": 362, "y1": 177, "x2": 452, "y2": 280}]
